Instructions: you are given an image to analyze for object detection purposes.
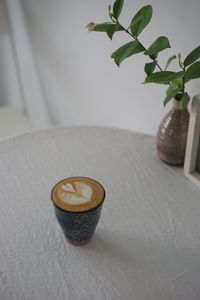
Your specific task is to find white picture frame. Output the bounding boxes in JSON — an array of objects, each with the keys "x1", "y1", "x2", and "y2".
[{"x1": 184, "y1": 95, "x2": 200, "y2": 187}]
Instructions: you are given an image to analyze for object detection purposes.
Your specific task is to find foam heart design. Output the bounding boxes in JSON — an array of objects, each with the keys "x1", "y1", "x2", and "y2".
[
  {"x1": 61, "y1": 182, "x2": 93, "y2": 205},
  {"x1": 61, "y1": 183, "x2": 76, "y2": 193}
]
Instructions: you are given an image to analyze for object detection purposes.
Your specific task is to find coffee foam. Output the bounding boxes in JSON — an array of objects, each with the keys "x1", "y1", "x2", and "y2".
[
  {"x1": 61, "y1": 182, "x2": 93, "y2": 205},
  {"x1": 51, "y1": 177, "x2": 105, "y2": 212}
]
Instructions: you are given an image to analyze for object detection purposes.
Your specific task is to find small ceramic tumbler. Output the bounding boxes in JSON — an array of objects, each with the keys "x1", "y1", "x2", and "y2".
[{"x1": 51, "y1": 177, "x2": 105, "y2": 246}]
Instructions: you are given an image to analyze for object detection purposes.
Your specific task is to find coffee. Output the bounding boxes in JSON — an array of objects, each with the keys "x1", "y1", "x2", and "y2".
[
  {"x1": 51, "y1": 177, "x2": 105, "y2": 212},
  {"x1": 51, "y1": 177, "x2": 105, "y2": 245}
]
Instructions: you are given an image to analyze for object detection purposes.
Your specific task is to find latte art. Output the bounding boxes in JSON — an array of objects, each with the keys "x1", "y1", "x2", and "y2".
[
  {"x1": 51, "y1": 177, "x2": 105, "y2": 212},
  {"x1": 60, "y1": 182, "x2": 93, "y2": 205}
]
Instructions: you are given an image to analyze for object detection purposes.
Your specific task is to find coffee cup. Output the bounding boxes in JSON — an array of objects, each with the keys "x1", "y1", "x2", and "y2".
[{"x1": 51, "y1": 177, "x2": 105, "y2": 245}]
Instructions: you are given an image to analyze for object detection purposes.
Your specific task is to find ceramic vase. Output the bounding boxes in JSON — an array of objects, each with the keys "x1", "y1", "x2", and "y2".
[{"x1": 157, "y1": 99, "x2": 190, "y2": 166}]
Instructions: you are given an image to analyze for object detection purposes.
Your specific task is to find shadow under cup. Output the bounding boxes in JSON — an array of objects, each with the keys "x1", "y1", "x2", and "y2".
[{"x1": 51, "y1": 177, "x2": 105, "y2": 246}]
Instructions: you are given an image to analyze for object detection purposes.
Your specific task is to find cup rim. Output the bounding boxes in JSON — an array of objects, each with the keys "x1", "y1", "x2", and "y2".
[{"x1": 51, "y1": 176, "x2": 106, "y2": 214}]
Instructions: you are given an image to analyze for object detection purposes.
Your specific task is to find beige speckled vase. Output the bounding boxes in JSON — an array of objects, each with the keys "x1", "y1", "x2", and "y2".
[{"x1": 157, "y1": 99, "x2": 190, "y2": 166}]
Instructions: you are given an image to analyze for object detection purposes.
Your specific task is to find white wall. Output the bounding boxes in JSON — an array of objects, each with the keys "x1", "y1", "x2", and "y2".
[
  {"x1": 0, "y1": 36, "x2": 22, "y2": 106},
  {"x1": 21, "y1": 0, "x2": 200, "y2": 135},
  {"x1": 0, "y1": 0, "x2": 22, "y2": 107}
]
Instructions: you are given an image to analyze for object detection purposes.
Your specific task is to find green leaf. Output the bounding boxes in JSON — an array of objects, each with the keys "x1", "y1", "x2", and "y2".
[
  {"x1": 163, "y1": 88, "x2": 180, "y2": 107},
  {"x1": 178, "y1": 53, "x2": 184, "y2": 69},
  {"x1": 92, "y1": 23, "x2": 124, "y2": 39},
  {"x1": 178, "y1": 93, "x2": 190, "y2": 110},
  {"x1": 166, "y1": 84, "x2": 175, "y2": 96},
  {"x1": 144, "y1": 36, "x2": 171, "y2": 56},
  {"x1": 184, "y1": 45, "x2": 200, "y2": 67},
  {"x1": 106, "y1": 24, "x2": 124, "y2": 39},
  {"x1": 93, "y1": 23, "x2": 123, "y2": 32},
  {"x1": 166, "y1": 78, "x2": 183, "y2": 95},
  {"x1": 150, "y1": 54, "x2": 157, "y2": 60},
  {"x1": 113, "y1": 0, "x2": 124, "y2": 20},
  {"x1": 173, "y1": 77, "x2": 183, "y2": 89},
  {"x1": 144, "y1": 61, "x2": 157, "y2": 76},
  {"x1": 164, "y1": 55, "x2": 176, "y2": 70},
  {"x1": 145, "y1": 71, "x2": 184, "y2": 84},
  {"x1": 111, "y1": 41, "x2": 145, "y2": 66},
  {"x1": 130, "y1": 5, "x2": 153, "y2": 37},
  {"x1": 185, "y1": 61, "x2": 200, "y2": 82},
  {"x1": 108, "y1": 5, "x2": 112, "y2": 18}
]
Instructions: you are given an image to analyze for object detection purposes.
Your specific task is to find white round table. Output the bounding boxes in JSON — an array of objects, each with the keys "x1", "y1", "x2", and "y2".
[{"x1": 0, "y1": 126, "x2": 200, "y2": 300}]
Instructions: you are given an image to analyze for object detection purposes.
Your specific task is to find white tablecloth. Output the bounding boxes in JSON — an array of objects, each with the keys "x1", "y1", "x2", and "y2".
[{"x1": 0, "y1": 126, "x2": 200, "y2": 300}]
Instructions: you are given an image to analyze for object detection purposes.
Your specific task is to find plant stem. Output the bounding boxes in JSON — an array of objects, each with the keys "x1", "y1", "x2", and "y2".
[
  {"x1": 114, "y1": 19, "x2": 163, "y2": 72},
  {"x1": 182, "y1": 67, "x2": 185, "y2": 94}
]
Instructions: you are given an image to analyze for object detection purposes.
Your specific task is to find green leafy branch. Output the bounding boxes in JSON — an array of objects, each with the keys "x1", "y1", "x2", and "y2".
[{"x1": 86, "y1": 0, "x2": 200, "y2": 109}]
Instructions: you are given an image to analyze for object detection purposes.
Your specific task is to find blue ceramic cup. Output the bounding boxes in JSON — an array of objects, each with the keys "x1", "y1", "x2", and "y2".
[{"x1": 51, "y1": 177, "x2": 105, "y2": 245}]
